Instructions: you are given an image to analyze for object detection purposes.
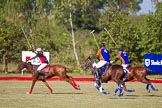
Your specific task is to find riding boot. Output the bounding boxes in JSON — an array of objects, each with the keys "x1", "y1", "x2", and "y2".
[
  {"x1": 98, "y1": 69, "x2": 102, "y2": 80},
  {"x1": 94, "y1": 67, "x2": 100, "y2": 81},
  {"x1": 97, "y1": 68, "x2": 102, "y2": 82}
]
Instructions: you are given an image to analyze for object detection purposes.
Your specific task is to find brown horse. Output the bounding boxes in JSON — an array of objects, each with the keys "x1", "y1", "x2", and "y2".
[
  {"x1": 81, "y1": 56, "x2": 126, "y2": 96},
  {"x1": 17, "y1": 61, "x2": 80, "y2": 94},
  {"x1": 113, "y1": 66, "x2": 158, "y2": 95},
  {"x1": 127, "y1": 66, "x2": 158, "y2": 91}
]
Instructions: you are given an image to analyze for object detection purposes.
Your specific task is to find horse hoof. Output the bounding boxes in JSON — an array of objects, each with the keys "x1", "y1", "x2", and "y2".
[
  {"x1": 26, "y1": 92, "x2": 31, "y2": 94},
  {"x1": 155, "y1": 89, "x2": 158, "y2": 91},
  {"x1": 118, "y1": 93, "x2": 123, "y2": 97},
  {"x1": 77, "y1": 85, "x2": 81, "y2": 90},
  {"x1": 102, "y1": 91, "x2": 108, "y2": 95},
  {"x1": 75, "y1": 85, "x2": 80, "y2": 90},
  {"x1": 127, "y1": 89, "x2": 135, "y2": 92},
  {"x1": 148, "y1": 90, "x2": 150, "y2": 93},
  {"x1": 113, "y1": 93, "x2": 116, "y2": 96},
  {"x1": 50, "y1": 90, "x2": 53, "y2": 94}
]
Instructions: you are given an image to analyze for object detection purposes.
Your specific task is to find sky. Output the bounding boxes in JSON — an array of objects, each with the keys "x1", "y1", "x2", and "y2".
[{"x1": 137, "y1": 0, "x2": 162, "y2": 15}]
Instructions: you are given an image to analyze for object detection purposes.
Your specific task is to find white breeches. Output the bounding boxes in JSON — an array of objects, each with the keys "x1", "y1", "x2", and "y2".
[
  {"x1": 93, "y1": 60, "x2": 108, "y2": 68},
  {"x1": 37, "y1": 63, "x2": 48, "y2": 71},
  {"x1": 121, "y1": 64, "x2": 129, "y2": 72}
]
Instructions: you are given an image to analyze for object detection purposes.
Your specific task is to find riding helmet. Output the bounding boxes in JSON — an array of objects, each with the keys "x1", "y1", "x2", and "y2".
[
  {"x1": 100, "y1": 42, "x2": 105, "y2": 48},
  {"x1": 118, "y1": 48, "x2": 124, "y2": 51},
  {"x1": 36, "y1": 48, "x2": 42, "y2": 52}
]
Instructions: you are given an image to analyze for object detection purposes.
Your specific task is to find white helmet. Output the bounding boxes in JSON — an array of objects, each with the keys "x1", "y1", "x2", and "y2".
[{"x1": 36, "y1": 48, "x2": 42, "y2": 52}]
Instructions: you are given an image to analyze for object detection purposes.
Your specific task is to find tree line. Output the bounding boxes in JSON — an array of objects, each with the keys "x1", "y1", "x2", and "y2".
[{"x1": 0, "y1": 0, "x2": 162, "y2": 72}]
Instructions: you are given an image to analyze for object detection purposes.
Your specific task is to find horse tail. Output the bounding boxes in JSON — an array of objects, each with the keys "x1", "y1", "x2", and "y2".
[{"x1": 66, "y1": 67, "x2": 72, "y2": 73}]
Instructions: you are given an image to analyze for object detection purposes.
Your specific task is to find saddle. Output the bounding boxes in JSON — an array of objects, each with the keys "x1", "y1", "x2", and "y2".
[
  {"x1": 41, "y1": 65, "x2": 50, "y2": 73},
  {"x1": 95, "y1": 64, "x2": 109, "y2": 81},
  {"x1": 100, "y1": 63, "x2": 109, "y2": 75}
]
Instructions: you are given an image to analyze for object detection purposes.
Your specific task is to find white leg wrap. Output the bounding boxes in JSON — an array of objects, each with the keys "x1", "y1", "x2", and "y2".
[
  {"x1": 94, "y1": 82, "x2": 97, "y2": 86},
  {"x1": 99, "y1": 86, "x2": 103, "y2": 92}
]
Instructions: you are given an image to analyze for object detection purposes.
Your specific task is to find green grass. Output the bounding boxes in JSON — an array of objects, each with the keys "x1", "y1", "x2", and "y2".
[{"x1": 0, "y1": 81, "x2": 161, "y2": 108}]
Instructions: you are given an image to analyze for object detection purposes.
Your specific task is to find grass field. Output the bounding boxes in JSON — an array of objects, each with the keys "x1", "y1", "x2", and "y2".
[{"x1": 0, "y1": 80, "x2": 161, "y2": 108}]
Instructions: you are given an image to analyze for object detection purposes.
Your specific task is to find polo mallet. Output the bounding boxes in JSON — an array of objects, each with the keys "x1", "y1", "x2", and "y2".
[
  {"x1": 21, "y1": 26, "x2": 35, "y2": 50},
  {"x1": 90, "y1": 30, "x2": 99, "y2": 49},
  {"x1": 104, "y1": 27, "x2": 119, "y2": 48}
]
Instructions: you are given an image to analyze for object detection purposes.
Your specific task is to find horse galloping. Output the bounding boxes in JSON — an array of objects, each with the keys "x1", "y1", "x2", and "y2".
[
  {"x1": 113, "y1": 66, "x2": 158, "y2": 95},
  {"x1": 17, "y1": 61, "x2": 80, "y2": 94},
  {"x1": 81, "y1": 56, "x2": 127, "y2": 96}
]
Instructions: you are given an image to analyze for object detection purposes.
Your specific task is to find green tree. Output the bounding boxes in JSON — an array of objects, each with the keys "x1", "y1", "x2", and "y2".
[
  {"x1": 0, "y1": 0, "x2": 56, "y2": 72},
  {"x1": 105, "y1": 0, "x2": 143, "y2": 13},
  {"x1": 140, "y1": 2, "x2": 162, "y2": 56},
  {"x1": 97, "y1": 8, "x2": 141, "y2": 64}
]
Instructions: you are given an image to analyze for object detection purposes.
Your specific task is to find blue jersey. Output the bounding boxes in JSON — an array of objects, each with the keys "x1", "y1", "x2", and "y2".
[
  {"x1": 97, "y1": 48, "x2": 110, "y2": 62},
  {"x1": 117, "y1": 51, "x2": 129, "y2": 64}
]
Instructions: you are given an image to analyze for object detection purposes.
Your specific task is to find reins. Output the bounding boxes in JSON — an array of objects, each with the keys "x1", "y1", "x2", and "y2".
[
  {"x1": 86, "y1": 58, "x2": 96, "y2": 74},
  {"x1": 25, "y1": 62, "x2": 36, "y2": 73}
]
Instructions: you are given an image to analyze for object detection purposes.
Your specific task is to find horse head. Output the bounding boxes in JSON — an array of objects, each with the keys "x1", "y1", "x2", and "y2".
[
  {"x1": 81, "y1": 56, "x2": 95, "y2": 71},
  {"x1": 17, "y1": 61, "x2": 33, "y2": 73}
]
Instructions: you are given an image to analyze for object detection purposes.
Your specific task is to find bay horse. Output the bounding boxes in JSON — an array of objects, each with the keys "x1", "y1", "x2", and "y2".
[
  {"x1": 17, "y1": 61, "x2": 80, "y2": 94},
  {"x1": 113, "y1": 66, "x2": 158, "y2": 95},
  {"x1": 81, "y1": 56, "x2": 128, "y2": 96}
]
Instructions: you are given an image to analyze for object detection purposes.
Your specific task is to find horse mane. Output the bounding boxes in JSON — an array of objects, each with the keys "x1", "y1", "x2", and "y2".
[{"x1": 23, "y1": 62, "x2": 37, "y2": 72}]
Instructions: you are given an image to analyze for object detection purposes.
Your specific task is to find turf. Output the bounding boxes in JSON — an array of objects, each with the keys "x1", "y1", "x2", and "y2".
[{"x1": 0, "y1": 81, "x2": 161, "y2": 108}]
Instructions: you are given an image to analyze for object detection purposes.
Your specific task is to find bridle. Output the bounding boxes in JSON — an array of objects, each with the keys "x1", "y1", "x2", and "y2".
[{"x1": 82, "y1": 57, "x2": 95, "y2": 74}]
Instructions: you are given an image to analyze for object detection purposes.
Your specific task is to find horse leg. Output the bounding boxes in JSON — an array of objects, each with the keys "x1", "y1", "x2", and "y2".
[
  {"x1": 27, "y1": 73, "x2": 39, "y2": 94},
  {"x1": 94, "y1": 72, "x2": 102, "y2": 91},
  {"x1": 136, "y1": 77, "x2": 149, "y2": 92},
  {"x1": 113, "y1": 72, "x2": 124, "y2": 96},
  {"x1": 138, "y1": 77, "x2": 158, "y2": 92},
  {"x1": 122, "y1": 83, "x2": 135, "y2": 93},
  {"x1": 118, "y1": 84, "x2": 123, "y2": 96},
  {"x1": 146, "y1": 84, "x2": 150, "y2": 93},
  {"x1": 95, "y1": 71, "x2": 109, "y2": 95},
  {"x1": 114, "y1": 83, "x2": 134, "y2": 96},
  {"x1": 64, "y1": 75, "x2": 80, "y2": 90},
  {"x1": 96, "y1": 79, "x2": 108, "y2": 95},
  {"x1": 114, "y1": 84, "x2": 123, "y2": 97},
  {"x1": 145, "y1": 77, "x2": 158, "y2": 91},
  {"x1": 42, "y1": 79, "x2": 53, "y2": 93},
  {"x1": 27, "y1": 79, "x2": 36, "y2": 94},
  {"x1": 94, "y1": 81, "x2": 100, "y2": 91},
  {"x1": 113, "y1": 84, "x2": 119, "y2": 96},
  {"x1": 150, "y1": 84, "x2": 158, "y2": 91}
]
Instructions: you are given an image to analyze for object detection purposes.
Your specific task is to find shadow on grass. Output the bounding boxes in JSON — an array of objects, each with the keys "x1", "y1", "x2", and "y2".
[
  {"x1": 143, "y1": 94, "x2": 162, "y2": 97},
  {"x1": 32, "y1": 92, "x2": 83, "y2": 95},
  {"x1": 52, "y1": 92, "x2": 84, "y2": 95},
  {"x1": 109, "y1": 96, "x2": 138, "y2": 99},
  {"x1": 109, "y1": 94, "x2": 162, "y2": 99}
]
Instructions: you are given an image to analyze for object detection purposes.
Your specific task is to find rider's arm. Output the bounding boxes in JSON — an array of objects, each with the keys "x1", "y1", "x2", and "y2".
[
  {"x1": 28, "y1": 53, "x2": 38, "y2": 61},
  {"x1": 96, "y1": 55, "x2": 100, "y2": 61},
  {"x1": 29, "y1": 56, "x2": 37, "y2": 60},
  {"x1": 111, "y1": 58, "x2": 119, "y2": 64},
  {"x1": 96, "y1": 49, "x2": 101, "y2": 61},
  {"x1": 29, "y1": 51, "x2": 39, "y2": 60}
]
